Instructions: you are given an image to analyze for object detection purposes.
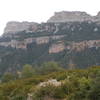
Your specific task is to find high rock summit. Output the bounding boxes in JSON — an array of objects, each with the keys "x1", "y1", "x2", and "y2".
[
  {"x1": 3, "y1": 11, "x2": 100, "y2": 35},
  {"x1": 47, "y1": 11, "x2": 100, "y2": 23}
]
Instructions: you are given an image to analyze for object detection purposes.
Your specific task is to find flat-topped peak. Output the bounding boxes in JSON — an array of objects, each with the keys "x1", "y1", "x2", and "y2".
[
  {"x1": 47, "y1": 11, "x2": 100, "y2": 23},
  {"x1": 54, "y1": 11, "x2": 90, "y2": 16},
  {"x1": 4, "y1": 21, "x2": 38, "y2": 35}
]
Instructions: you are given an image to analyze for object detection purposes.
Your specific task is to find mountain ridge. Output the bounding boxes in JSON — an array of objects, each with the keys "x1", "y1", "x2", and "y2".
[
  {"x1": 47, "y1": 11, "x2": 100, "y2": 23},
  {"x1": 0, "y1": 11, "x2": 100, "y2": 74},
  {"x1": 3, "y1": 11, "x2": 100, "y2": 35}
]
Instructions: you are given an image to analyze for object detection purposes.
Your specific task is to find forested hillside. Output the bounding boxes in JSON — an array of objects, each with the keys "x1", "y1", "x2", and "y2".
[{"x1": 0, "y1": 65, "x2": 100, "y2": 100}]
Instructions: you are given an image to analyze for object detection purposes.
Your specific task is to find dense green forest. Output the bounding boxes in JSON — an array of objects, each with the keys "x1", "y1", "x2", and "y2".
[{"x1": 0, "y1": 62, "x2": 100, "y2": 100}]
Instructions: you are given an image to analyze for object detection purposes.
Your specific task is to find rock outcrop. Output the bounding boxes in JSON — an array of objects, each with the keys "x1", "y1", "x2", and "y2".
[
  {"x1": 3, "y1": 11, "x2": 100, "y2": 36},
  {"x1": 4, "y1": 21, "x2": 38, "y2": 35},
  {"x1": 39, "y1": 79, "x2": 61, "y2": 87},
  {"x1": 47, "y1": 11, "x2": 100, "y2": 23},
  {"x1": 49, "y1": 40, "x2": 100, "y2": 53},
  {"x1": 49, "y1": 42, "x2": 65, "y2": 53},
  {"x1": 66, "y1": 40, "x2": 100, "y2": 52},
  {"x1": 0, "y1": 35, "x2": 65, "y2": 49}
]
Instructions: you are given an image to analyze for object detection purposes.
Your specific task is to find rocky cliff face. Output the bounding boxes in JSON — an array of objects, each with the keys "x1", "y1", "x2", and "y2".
[
  {"x1": 1, "y1": 14, "x2": 100, "y2": 52},
  {"x1": 1, "y1": 11, "x2": 100, "y2": 74},
  {"x1": 47, "y1": 11, "x2": 100, "y2": 23},
  {"x1": 0, "y1": 35, "x2": 65, "y2": 49},
  {"x1": 66, "y1": 40, "x2": 100, "y2": 52},
  {"x1": 48, "y1": 39, "x2": 100, "y2": 53},
  {"x1": 3, "y1": 11, "x2": 100, "y2": 36},
  {"x1": 4, "y1": 21, "x2": 38, "y2": 35}
]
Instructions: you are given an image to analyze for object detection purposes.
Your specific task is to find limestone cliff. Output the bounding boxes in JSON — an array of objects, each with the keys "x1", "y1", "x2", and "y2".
[
  {"x1": 3, "y1": 11, "x2": 100, "y2": 36},
  {"x1": 4, "y1": 21, "x2": 38, "y2": 35},
  {"x1": 66, "y1": 40, "x2": 100, "y2": 52},
  {"x1": 1, "y1": 11, "x2": 100, "y2": 74},
  {"x1": 47, "y1": 11, "x2": 100, "y2": 23},
  {"x1": 0, "y1": 35, "x2": 65, "y2": 49}
]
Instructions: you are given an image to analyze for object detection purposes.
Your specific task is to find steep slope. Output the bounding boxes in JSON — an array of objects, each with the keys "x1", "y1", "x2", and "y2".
[{"x1": 0, "y1": 11, "x2": 100, "y2": 75}]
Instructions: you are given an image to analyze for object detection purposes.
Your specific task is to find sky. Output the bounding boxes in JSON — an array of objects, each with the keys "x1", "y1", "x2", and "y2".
[{"x1": 0, "y1": 0, "x2": 100, "y2": 35}]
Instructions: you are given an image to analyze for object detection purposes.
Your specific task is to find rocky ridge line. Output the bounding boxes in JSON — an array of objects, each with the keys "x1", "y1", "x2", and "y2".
[
  {"x1": 3, "y1": 11, "x2": 100, "y2": 35},
  {"x1": 47, "y1": 11, "x2": 100, "y2": 23}
]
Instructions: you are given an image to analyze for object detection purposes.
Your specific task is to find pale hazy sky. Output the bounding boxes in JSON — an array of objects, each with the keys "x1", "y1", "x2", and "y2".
[{"x1": 0, "y1": 0, "x2": 100, "y2": 35}]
